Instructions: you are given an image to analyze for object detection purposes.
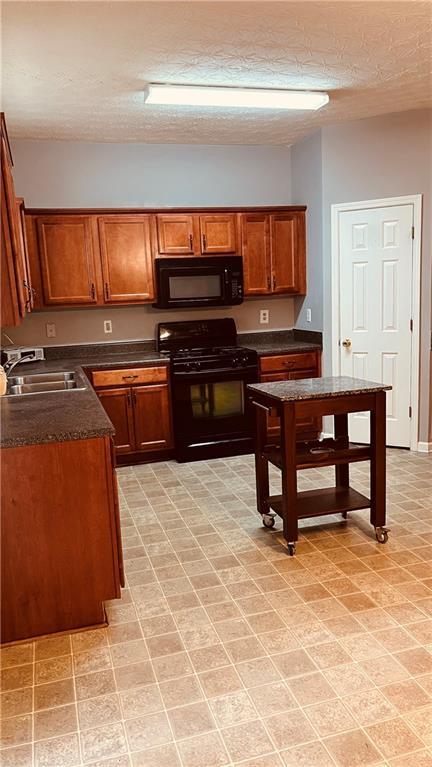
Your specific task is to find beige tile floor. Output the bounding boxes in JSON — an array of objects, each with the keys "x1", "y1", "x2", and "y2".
[{"x1": 1, "y1": 449, "x2": 432, "y2": 767}]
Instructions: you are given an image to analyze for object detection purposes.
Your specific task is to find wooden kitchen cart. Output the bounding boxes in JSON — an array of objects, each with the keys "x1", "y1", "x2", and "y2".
[{"x1": 248, "y1": 376, "x2": 392, "y2": 555}]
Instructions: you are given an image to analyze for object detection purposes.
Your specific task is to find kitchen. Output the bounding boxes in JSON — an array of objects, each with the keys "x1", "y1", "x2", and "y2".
[{"x1": 1, "y1": 3, "x2": 432, "y2": 767}]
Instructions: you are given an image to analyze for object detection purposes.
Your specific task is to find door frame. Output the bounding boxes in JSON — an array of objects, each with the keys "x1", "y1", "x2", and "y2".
[{"x1": 331, "y1": 194, "x2": 422, "y2": 451}]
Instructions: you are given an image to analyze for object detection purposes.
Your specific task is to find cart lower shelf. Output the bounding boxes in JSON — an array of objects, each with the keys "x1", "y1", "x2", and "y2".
[{"x1": 267, "y1": 486, "x2": 371, "y2": 520}]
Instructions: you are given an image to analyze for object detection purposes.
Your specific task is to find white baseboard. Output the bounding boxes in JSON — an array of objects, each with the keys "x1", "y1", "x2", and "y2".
[{"x1": 417, "y1": 442, "x2": 432, "y2": 453}]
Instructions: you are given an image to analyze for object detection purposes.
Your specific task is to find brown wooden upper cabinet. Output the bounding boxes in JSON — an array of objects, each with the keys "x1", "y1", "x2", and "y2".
[
  {"x1": 156, "y1": 213, "x2": 237, "y2": 256},
  {"x1": 157, "y1": 214, "x2": 196, "y2": 255},
  {"x1": 199, "y1": 214, "x2": 237, "y2": 254},
  {"x1": 37, "y1": 216, "x2": 98, "y2": 305},
  {"x1": 240, "y1": 213, "x2": 271, "y2": 295},
  {"x1": 241, "y1": 210, "x2": 306, "y2": 296},
  {"x1": 1, "y1": 113, "x2": 34, "y2": 327},
  {"x1": 98, "y1": 215, "x2": 154, "y2": 303}
]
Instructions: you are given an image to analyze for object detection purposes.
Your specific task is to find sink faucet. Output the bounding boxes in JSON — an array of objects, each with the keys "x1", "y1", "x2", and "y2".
[{"x1": 4, "y1": 354, "x2": 37, "y2": 378}]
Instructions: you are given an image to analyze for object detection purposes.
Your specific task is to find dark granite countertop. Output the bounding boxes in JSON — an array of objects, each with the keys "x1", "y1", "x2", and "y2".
[
  {"x1": 0, "y1": 351, "x2": 169, "y2": 449},
  {"x1": 1, "y1": 330, "x2": 321, "y2": 449},
  {"x1": 248, "y1": 376, "x2": 391, "y2": 402},
  {"x1": 239, "y1": 330, "x2": 321, "y2": 356}
]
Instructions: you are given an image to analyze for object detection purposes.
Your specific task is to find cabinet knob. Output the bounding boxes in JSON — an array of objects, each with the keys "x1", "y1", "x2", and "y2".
[{"x1": 342, "y1": 338, "x2": 352, "y2": 348}]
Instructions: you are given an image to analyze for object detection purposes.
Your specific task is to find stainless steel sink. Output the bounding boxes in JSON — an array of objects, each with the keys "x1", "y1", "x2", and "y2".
[{"x1": 6, "y1": 371, "x2": 86, "y2": 396}]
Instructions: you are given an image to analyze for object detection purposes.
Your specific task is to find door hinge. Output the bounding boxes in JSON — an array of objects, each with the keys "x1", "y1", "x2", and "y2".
[
  {"x1": 411, "y1": 226, "x2": 415, "y2": 239},
  {"x1": 410, "y1": 318, "x2": 413, "y2": 332},
  {"x1": 409, "y1": 406, "x2": 412, "y2": 418}
]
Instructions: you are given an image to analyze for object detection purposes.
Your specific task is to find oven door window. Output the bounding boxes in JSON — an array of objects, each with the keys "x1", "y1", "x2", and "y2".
[
  {"x1": 169, "y1": 274, "x2": 222, "y2": 300},
  {"x1": 190, "y1": 380, "x2": 244, "y2": 419}
]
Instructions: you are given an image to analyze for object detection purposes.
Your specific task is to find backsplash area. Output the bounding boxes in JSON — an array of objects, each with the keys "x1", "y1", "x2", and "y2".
[{"x1": 3, "y1": 296, "x2": 296, "y2": 347}]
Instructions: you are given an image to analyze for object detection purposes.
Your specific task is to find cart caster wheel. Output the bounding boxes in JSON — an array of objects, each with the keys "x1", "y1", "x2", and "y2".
[
  {"x1": 287, "y1": 543, "x2": 296, "y2": 556},
  {"x1": 375, "y1": 527, "x2": 389, "y2": 544},
  {"x1": 262, "y1": 514, "x2": 276, "y2": 529}
]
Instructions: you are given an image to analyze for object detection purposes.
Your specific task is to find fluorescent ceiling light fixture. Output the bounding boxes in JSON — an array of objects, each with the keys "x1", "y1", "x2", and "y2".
[{"x1": 144, "y1": 84, "x2": 329, "y2": 111}]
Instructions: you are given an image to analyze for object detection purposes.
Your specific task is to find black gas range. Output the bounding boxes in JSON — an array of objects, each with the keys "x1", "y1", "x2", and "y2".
[{"x1": 157, "y1": 319, "x2": 258, "y2": 462}]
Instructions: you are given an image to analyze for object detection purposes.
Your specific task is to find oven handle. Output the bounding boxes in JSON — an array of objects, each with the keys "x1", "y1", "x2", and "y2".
[
  {"x1": 174, "y1": 365, "x2": 257, "y2": 377},
  {"x1": 173, "y1": 370, "x2": 258, "y2": 383}
]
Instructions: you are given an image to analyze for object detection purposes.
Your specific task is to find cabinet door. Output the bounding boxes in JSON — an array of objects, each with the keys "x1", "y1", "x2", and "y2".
[
  {"x1": 241, "y1": 214, "x2": 271, "y2": 295},
  {"x1": 97, "y1": 388, "x2": 135, "y2": 454},
  {"x1": 270, "y1": 212, "x2": 306, "y2": 295},
  {"x1": 37, "y1": 216, "x2": 98, "y2": 305},
  {"x1": 98, "y1": 216, "x2": 154, "y2": 303},
  {"x1": 16, "y1": 199, "x2": 34, "y2": 313},
  {"x1": 1, "y1": 169, "x2": 20, "y2": 327},
  {"x1": 157, "y1": 214, "x2": 196, "y2": 255},
  {"x1": 1, "y1": 131, "x2": 25, "y2": 325},
  {"x1": 133, "y1": 384, "x2": 173, "y2": 452},
  {"x1": 199, "y1": 214, "x2": 237, "y2": 254}
]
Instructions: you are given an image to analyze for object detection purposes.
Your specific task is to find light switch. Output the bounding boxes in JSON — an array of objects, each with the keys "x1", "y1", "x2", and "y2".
[
  {"x1": 306, "y1": 309, "x2": 312, "y2": 323},
  {"x1": 104, "y1": 320, "x2": 113, "y2": 334}
]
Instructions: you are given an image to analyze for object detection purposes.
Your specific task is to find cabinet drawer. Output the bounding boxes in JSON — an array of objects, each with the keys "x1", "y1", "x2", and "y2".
[
  {"x1": 92, "y1": 366, "x2": 168, "y2": 388},
  {"x1": 260, "y1": 352, "x2": 317, "y2": 373}
]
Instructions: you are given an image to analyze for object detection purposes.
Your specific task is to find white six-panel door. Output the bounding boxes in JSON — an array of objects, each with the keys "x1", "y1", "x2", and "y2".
[{"x1": 339, "y1": 204, "x2": 414, "y2": 447}]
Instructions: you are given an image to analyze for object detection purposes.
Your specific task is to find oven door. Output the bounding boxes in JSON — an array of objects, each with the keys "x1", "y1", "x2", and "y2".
[{"x1": 172, "y1": 367, "x2": 257, "y2": 447}]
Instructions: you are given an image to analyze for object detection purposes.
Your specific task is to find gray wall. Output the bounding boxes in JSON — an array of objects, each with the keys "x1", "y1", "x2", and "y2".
[
  {"x1": 291, "y1": 130, "x2": 323, "y2": 331},
  {"x1": 321, "y1": 109, "x2": 432, "y2": 443},
  {"x1": 11, "y1": 140, "x2": 291, "y2": 208},
  {"x1": 7, "y1": 139, "x2": 295, "y2": 344}
]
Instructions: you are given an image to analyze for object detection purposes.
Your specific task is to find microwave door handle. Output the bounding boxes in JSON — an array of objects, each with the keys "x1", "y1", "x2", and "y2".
[{"x1": 223, "y1": 268, "x2": 230, "y2": 296}]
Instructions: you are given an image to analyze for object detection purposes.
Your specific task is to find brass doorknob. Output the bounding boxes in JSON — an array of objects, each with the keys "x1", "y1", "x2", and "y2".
[{"x1": 342, "y1": 339, "x2": 352, "y2": 348}]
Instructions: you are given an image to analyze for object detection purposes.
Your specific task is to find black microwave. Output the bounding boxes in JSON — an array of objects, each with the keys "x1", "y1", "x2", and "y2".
[{"x1": 153, "y1": 256, "x2": 244, "y2": 309}]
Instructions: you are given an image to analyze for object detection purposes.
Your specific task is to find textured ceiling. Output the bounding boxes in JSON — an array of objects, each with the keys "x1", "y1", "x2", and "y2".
[{"x1": 2, "y1": 0, "x2": 432, "y2": 145}]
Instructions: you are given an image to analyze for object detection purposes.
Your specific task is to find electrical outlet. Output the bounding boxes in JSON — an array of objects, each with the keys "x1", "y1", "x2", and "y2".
[
  {"x1": 104, "y1": 320, "x2": 113, "y2": 334},
  {"x1": 260, "y1": 309, "x2": 269, "y2": 324},
  {"x1": 306, "y1": 308, "x2": 312, "y2": 323},
  {"x1": 46, "y1": 323, "x2": 56, "y2": 338}
]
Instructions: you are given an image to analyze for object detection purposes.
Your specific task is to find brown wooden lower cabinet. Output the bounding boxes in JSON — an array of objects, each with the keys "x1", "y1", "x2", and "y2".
[
  {"x1": 1, "y1": 436, "x2": 123, "y2": 643},
  {"x1": 92, "y1": 365, "x2": 174, "y2": 459},
  {"x1": 259, "y1": 351, "x2": 321, "y2": 440}
]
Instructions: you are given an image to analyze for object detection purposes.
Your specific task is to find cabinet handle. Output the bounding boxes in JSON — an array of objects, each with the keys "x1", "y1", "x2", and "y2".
[
  {"x1": 267, "y1": 276, "x2": 271, "y2": 291},
  {"x1": 104, "y1": 282, "x2": 110, "y2": 301},
  {"x1": 189, "y1": 233, "x2": 193, "y2": 251},
  {"x1": 272, "y1": 275, "x2": 276, "y2": 290},
  {"x1": 132, "y1": 389, "x2": 137, "y2": 405},
  {"x1": 126, "y1": 391, "x2": 132, "y2": 407},
  {"x1": 90, "y1": 282, "x2": 96, "y2": 300},
  {"x1": 283, "y1": 360, "x2": 295, "y2": 367},
  {"x1": 122, "y1": 374, "x2": 138, "y2": 380},
  {"x1": 251, "y1": 400, "x2": 272, "y2": 414},
  {"x1": 202, "y1": 233, "x2": 207, "y2": 251}
]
